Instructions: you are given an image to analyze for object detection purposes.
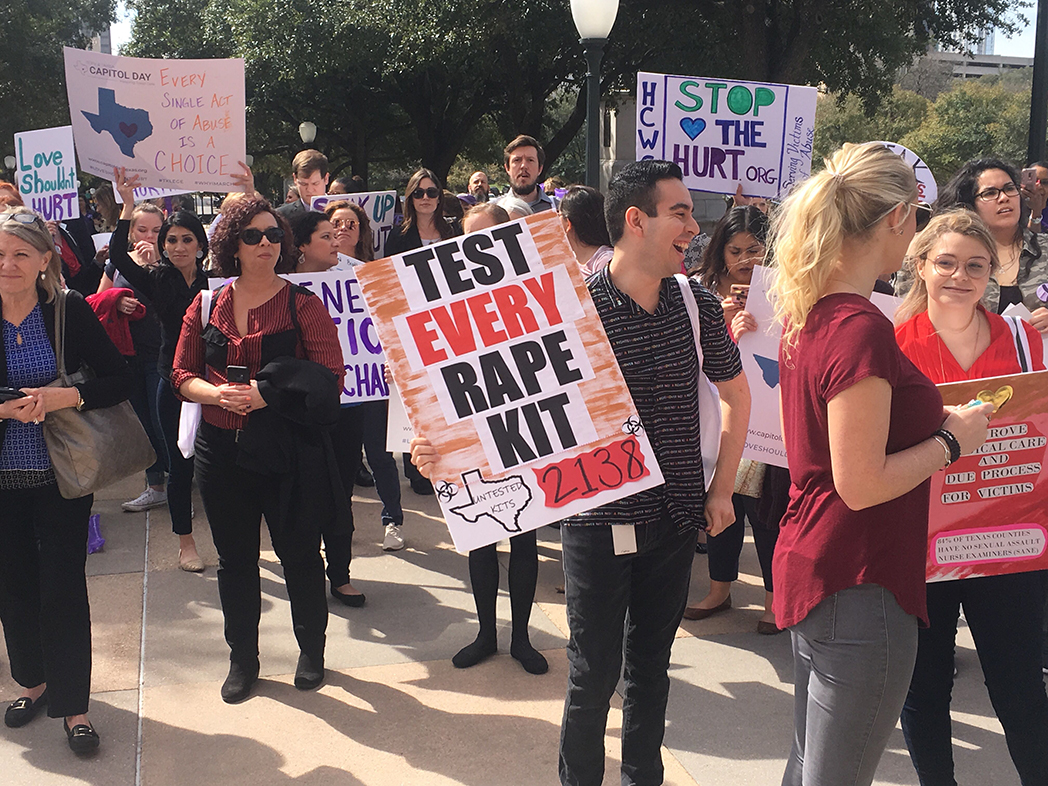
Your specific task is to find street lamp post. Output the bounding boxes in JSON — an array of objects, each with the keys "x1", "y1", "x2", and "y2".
[
  {"x1": 571, "y1": 0, "x2": 619, "y2": 189},
  {"x1": 298, "y1": 121, "x2": 317, "y2": 147},
  {"x1": 1028, "y1": 0, "x2": 1048, "y2": 164}
]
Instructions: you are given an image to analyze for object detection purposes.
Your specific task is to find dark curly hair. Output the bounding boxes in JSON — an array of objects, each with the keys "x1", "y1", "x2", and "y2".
[
  {"x1": 698, "y1": 206, "x2": 769, "y2": 291},
  {"x1": 324, "y1": 200, "x2": 374, "y2": 262},
  {"x1": 209, "y1": 196, "x2": 296, "y2": 278}
]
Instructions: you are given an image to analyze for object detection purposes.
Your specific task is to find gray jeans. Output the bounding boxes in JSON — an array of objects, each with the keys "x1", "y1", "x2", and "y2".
[{"x1": 782, "y1": 583, "x2": 919, "y2": 786}]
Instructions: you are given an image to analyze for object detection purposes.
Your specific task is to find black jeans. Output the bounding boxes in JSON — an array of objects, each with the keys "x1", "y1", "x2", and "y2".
[
  {"x1": 706, "y1": 493, "x2": 778, "y2": 591},
  {"x1": 127, "y1": 352, "x2": 167, "y2": 486},
  {"x1": 0, "y1": 484, "x2": 93, "y2": 717},
  {"x1": 559, "y1": 515, "x2": 698, "y2": 786},
  {"x1": 901, "y1": 571, "x2": 1048, "y2": 785},
  {"x1": 195, "y1": 422, "x2": 327, "y2": 666},
  {"x1": 156, "y1": 378, "x2": 196, "y2": 536},
  {"x1": 358, "y1": 400, "x2": 403, "y2": 527},
  {"x1": 327, "y1": 406, "x2": 363, "y2": 586}
]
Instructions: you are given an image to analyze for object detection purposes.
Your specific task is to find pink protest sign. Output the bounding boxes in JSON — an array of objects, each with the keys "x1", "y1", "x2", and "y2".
[{"x1": 927, "y1": 370, "x2": 1048, "y2": 582}]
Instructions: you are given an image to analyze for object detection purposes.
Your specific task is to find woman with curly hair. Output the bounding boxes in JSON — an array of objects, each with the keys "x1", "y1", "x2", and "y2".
[{"x1": 172, "y1": 196, "x2": 345, "y2": 703}]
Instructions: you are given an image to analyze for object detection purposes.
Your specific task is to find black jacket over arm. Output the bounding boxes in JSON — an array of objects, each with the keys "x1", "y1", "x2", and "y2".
[{"x1": 0, "y1": 289, "x2": 132, "y2": 447}]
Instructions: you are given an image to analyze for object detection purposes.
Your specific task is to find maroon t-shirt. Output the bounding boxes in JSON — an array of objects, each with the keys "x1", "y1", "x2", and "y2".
[{"x1": 774, "y1": 294, "x2": 943, "y2": 629}]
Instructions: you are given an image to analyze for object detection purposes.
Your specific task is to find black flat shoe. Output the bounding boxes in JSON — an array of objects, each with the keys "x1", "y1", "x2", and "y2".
[
  {"x1": 409, "y1": 476, "x2": 434, "y2": 496},
  {"x1": 355, "y1": 465, "x2": 375, "y2": 487},
  {"x1": 294, "y1": 652, "x2": 324, "y2": 690},
  {"x1": 4, "y1": 691, "x2": 47, "y2": 728},
  {"x1": 64, "y1": 719, "x2": 100, "y2": 754},
  {"x1": 330, "y1": 585, "x2": 366, "y2": 607},
  {"x1": 221, "y1": 660, "x2": 259, "y2": 704}
]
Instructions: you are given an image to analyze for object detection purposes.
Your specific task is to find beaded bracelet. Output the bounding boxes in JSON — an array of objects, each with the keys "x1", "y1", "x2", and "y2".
[{"x1": 933, "y1": 428, "x2": 962, "y2": 465}]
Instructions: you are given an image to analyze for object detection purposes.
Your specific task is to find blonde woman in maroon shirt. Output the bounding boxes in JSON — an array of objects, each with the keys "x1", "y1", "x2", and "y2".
[{"x1": 769, "y1": 144, "x2": 992, "y2": 786}]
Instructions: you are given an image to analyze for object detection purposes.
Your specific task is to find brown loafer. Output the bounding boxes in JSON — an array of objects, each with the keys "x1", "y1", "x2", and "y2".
[
  {"x1": 682, "y1": 595, "x2": 731, "y2": 620},
  {"x1": 757, "y1": 620, "x2": 783, "y2": 635}
]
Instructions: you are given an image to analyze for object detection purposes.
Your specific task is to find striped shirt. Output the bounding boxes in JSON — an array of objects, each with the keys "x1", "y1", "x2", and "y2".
[
  {"x1": 171, "y1": 282, "x2": 345, "y2": 430},
  {"x1": 567, "y1": 269, "x2": 742, "y2": 529}
]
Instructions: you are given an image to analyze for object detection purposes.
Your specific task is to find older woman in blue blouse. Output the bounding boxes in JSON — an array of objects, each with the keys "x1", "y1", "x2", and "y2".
[{"x1": 0, "y1": 207, "x2": 131, "y2": 754}]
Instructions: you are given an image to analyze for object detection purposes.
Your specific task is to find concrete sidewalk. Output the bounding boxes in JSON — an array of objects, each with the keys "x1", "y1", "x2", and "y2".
[{"x1": 0, "y1": 471, "x2": 1034, "y2": 785}]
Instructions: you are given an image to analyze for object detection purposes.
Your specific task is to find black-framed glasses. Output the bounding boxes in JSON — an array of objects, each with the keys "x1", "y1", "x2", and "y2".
[
  {"x1": 974, "y1": 182, "x2": 1019, "y2": 202},
  {"x1": 239, "y1": 227, "x2": 285, "y2": 245},
  {"x1": 928, "y1": 255, "x2": 992, "y2": 279},
  {"x1": 332, "y1": 218, "x2": 358, "y2": 231},
  {"x1": 411, "y1": 187, "x2": 440, "y2": 200}
]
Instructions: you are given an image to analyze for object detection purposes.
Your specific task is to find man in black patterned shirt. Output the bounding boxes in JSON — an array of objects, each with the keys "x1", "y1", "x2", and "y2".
[{"x1": 558, "y1": 161, "x2": 750, "y2": 786}]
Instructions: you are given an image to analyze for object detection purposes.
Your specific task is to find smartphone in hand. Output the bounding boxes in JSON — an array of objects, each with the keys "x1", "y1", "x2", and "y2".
[
  {"x1": 730, "y1": 283, "x2": 750, "y2": 307},
  {"x1": 1022, "y1": 167, "x2": 1038, "y2": 191},
  {"x1": 0, "y1": 387, "x2": 27, "y2": 403},
  {"x1": 226, "y1": 365, "x2": 249, "y2": 385}
]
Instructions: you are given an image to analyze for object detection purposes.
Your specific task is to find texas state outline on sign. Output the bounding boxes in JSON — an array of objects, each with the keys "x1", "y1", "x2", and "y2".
[
  {"x1": 449, "y1": 469, "x2": 533, "y2": 533},
  {"x1": 82, "y1": 88, "x2": 154, "y2": 158}
]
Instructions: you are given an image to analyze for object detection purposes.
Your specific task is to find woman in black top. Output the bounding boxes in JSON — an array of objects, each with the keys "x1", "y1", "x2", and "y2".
[
  {"x1": 385, "y1": 169, "x2": 461, "y2": 495},
  {"x1": 0, "y1": 207, "x2": 132, "y2": 753},
  {"x1": 111, "y1": 170, "x2": 211, "y2": 572}
]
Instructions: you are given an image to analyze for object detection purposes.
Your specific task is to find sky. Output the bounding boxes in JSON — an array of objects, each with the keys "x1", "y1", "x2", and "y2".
[{"x1": 109, "y1": 1, "x2": 1036, "y2": 58}]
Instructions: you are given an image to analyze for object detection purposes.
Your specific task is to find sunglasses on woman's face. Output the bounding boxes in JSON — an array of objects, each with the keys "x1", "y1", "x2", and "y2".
[
  {"x1": 332, "y1": 219, "x2": 358, "y2": 231},
  {"x1": 239, "y1": 227, "x2": 285, "y2": 245},
  {"x1": 411, "y1": 187, "x2": 440, "y2": 200}
]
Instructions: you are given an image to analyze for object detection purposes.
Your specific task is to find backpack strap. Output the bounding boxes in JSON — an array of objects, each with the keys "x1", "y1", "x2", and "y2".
[{"x1": 1004, "y1": 315, "x2": 1032, "y2": 373}]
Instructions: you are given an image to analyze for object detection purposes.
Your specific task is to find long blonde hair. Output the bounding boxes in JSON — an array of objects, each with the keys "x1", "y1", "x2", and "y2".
[
  {"x1": 769, "y1": 142, "x2": 917, "y2": 352},
  {"x1": 894, "y1": 209, "x2": 999, "y2": 324}
]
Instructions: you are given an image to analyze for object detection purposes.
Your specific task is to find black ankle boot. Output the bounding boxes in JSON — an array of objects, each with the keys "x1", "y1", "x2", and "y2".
[
  {"x1": 294, "y1": 652, "x2": 324, "y2": 690},
  {"x1": 221, "y1": 660, "x2": 259, "y2": 704}
]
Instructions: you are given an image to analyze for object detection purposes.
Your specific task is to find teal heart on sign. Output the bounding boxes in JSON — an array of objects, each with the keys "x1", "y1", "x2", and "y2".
[{"x1": 680, "y1": 117, "x2": 706, "y2": 140}]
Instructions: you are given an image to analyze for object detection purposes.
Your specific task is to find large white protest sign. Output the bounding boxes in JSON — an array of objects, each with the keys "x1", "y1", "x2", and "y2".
[
  {"x1": 636, "y1": 72, "x2": 817, "y2": 199},
  {"x1": 14, "y1": 126, "x2": 79, "y2": 220},
  {"x1": 210, "y1": 269, "x2": 389, "y2": 404},
  {"x1": 737, "y1": 266, "x2": 901, "y2": 467},
  {"x1": 64, "y1": 48, "x2": 245, "y2": 192},
  {"x1": 356, "y1": 212, "x2": 664, "y2": 552},
  {"x1": 311, "y1": 191, "x2": 398, "y2": 259},
  {"x1": 874, "y1": 141, "x2": 937, "y2": 204}
]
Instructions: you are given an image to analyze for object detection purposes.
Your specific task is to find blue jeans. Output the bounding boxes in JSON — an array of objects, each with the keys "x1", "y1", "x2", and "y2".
[
  {"x1": 358, "y1": 400, "x2": 402, "y2": 526},
  {"x1": 783, "y1": 583, "x2": 918, "y2": 786},
  {"x1": 559, "y1": 515, "x2": 697, "y2": 786},
  {"x1": 900, "y1": 571, "x2": 1048, "y2": 786}
]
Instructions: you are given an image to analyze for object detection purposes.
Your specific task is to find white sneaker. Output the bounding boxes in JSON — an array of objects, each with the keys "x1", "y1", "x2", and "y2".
[
  {"x1": 122, "y1": 487, "x2": 168, "y2": 512},
  {"x1": 382, "y1": 524, "x2": 405, "y2": 551}
]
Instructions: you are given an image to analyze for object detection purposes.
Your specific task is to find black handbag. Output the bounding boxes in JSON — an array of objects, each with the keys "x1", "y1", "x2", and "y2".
[{"x1": 41, "y1": 290, "x2": 156, "y2": 499}]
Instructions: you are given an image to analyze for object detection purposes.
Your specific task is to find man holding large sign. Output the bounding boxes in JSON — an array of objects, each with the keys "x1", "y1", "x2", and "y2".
[
  {"x1": 401, "y1": 161, "x2": 751, "y2": 785},
  {"x1": 63, "y1": 48, "x2": 246, "y2": 193},
  {"x1": 636, "y1": 72, "x2": 817, "y2": 199}
]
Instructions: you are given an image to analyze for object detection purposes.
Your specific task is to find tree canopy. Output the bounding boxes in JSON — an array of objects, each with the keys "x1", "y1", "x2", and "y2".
[{"x1": 0, "y1": 0, "x2": 116, "y2": 151}]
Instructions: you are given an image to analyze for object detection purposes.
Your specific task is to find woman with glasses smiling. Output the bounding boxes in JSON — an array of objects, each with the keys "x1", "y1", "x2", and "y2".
[
  {"x1": 172, "y1": 197, "x2": 345, "y2": 703},
  {"x1": 385, "y1": 169, "x2": 462, "y2": 497},
  {"x1": 934, "y1": 158, "x2": 1048, "y2": 334},
  {"x1": 894, "y1": 209, "x2": 1048, "y2": 786}
]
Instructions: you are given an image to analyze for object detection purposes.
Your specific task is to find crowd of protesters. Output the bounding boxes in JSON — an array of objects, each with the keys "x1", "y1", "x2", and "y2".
[{"x1": 1, "y1": 131, "x2": 1046, "y2": 786}]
